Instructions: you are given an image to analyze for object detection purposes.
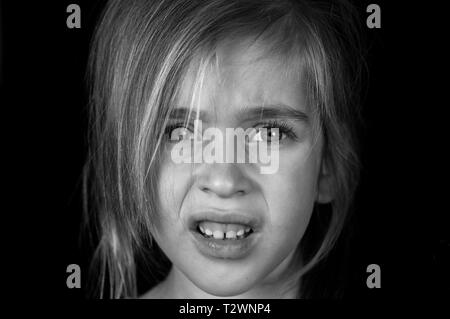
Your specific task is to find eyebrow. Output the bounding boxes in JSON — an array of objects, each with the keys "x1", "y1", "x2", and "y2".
[
  {"x1": 238, "y1": 104, "x2": 309, "y2": 123},
  {"x1": 169, "y1": 104, "x2": 309, "y2": 123},
  {"x1": 169, "y1": 108, "x2": 207, "y2": 121}
]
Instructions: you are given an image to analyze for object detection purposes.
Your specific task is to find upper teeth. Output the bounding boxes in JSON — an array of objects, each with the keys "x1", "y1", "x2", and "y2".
[
  {"x1": 213, "y1": 230, "x2": 224, "y2": 239},
  {"x1": 198, "y1": 222, "x2": 252, "y2": 239}
]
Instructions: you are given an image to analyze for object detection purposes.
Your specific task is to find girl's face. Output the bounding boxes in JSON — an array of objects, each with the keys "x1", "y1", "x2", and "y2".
[{"x1": 153, "y1": 40, "x2": 331, "y2": 297}]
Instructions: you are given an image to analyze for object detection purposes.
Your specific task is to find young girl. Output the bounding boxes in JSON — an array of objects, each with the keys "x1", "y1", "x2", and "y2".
[{"x1": 83, "y1": 0, "x2": 364, "y2": 299}]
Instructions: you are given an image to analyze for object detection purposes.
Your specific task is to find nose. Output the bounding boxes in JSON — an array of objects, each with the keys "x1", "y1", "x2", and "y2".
[{"x1": 196, "y1": 163, "x2": 252, "y2": 198}]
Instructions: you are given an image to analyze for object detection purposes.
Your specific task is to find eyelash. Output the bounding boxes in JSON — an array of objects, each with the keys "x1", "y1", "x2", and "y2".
[
  {"x1": 164, "y1": 120, "x2": 298, "y2": 142},
  {"x1": 254, "y1": 120, "x2": 298, "y2": 142},
  {"x1": 164, "y1": 123, "x2": 193, "y2": 134}
]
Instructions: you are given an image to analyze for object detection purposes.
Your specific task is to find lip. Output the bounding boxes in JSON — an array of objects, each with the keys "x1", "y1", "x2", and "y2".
[{"x1": 187, "y1": 210, "x2": 263, "y2": 259}]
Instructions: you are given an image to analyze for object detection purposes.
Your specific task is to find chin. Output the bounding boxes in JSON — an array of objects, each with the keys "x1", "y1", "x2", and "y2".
[{"x1": 192, "y1": 272, "x2": 258, "y2": 297}]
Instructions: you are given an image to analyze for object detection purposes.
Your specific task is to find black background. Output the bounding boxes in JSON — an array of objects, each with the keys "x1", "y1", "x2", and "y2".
[{"x1": 1, "y1": 0, "x2": 448, "y2": 301}]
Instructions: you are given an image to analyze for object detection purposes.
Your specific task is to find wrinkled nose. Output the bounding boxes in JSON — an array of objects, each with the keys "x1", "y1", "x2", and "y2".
[{"x1": 196, "y1": 163, "x2": 252, "y2": 198}]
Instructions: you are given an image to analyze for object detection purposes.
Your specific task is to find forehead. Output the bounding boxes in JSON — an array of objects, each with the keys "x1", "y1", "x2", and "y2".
[{"x1": 176, "y1": 39, "x2": 306, "y2": 118}]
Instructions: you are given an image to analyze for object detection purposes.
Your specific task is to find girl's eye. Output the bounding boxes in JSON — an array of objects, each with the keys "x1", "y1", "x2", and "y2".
[
  {"x1": 252, "y1": 127, "x2": 282, "y2": 143},
  {"x1": 250, "y1": 122, "x2": 296, "y2": 143},
  {"x1": 165, "y1": 125, "x2": 194, "y2": 143}
]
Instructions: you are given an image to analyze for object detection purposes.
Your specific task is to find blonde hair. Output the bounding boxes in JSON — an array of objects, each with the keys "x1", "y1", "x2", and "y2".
[{"x1": 83, "y1": 0, "x2": 364, "y2": 298}]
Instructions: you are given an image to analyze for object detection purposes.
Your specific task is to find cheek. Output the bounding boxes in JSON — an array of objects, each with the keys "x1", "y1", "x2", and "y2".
[
  {"x1": 156, "y1": 161, "x2": 192, "y2": 231},
  {"x1": 260, "y1": 145, "x2": 321, "y2": 244}
]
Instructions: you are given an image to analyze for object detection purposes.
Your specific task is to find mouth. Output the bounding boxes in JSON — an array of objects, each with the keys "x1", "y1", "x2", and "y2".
[{"x1": 188, "y1": 211, "x2": 262, "y2": 259}]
